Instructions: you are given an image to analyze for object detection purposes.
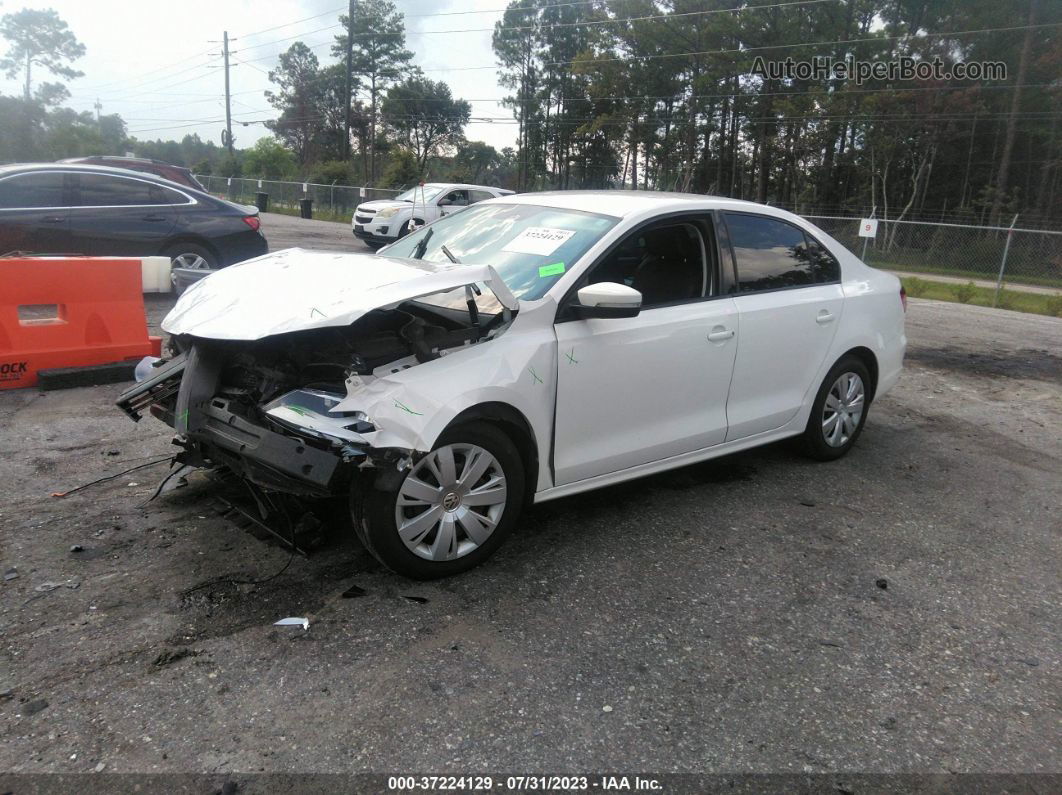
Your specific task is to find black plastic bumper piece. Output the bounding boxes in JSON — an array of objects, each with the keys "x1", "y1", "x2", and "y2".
[{"x1": 192, "y1": 397, "x2": 344, "y2": 495}]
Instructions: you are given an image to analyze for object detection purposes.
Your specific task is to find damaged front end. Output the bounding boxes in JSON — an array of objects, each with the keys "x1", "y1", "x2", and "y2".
[
  {"x1": 116, "y1": 253, "x2": 519, "y2": 499},
  {"x1": 118, "y1": 302, "x2": 510, "y2": 497}
]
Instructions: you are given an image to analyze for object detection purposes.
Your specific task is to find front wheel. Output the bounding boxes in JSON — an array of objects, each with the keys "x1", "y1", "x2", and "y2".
[
  {"x1": 800, "y1": 355, "x2": 872, "y2": 461},
  {"x1": 355, "y1": 423, "x2": 525, "y2": 579}
]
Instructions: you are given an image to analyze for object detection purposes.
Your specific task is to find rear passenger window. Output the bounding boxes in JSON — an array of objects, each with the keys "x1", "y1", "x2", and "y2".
[
  {"x1": 0, "y1": 173, "x2": 66, "y2": 208},
  {"x1": 76, "y1": 174, "x2": 167, "y2": 206},
  {"x1": 469, "y1": 190, "x2": 495, "y2": 203},
  {"x1": 725, "y1": 212, "x2": 838, "y2": 292}
]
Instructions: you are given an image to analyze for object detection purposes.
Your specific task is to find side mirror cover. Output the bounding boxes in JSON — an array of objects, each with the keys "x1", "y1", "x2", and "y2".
[{"x1": 572, "y1": 282, "x2": 642, "y2": 319}]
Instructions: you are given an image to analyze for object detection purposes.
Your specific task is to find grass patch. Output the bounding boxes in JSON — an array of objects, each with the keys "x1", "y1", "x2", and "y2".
[
  {"x1": 900, "y1": 277, "x2": 1062, "y2": 317},
  {"x1": 873, "y1": 260, "x2": 1062, "y2": 290}
]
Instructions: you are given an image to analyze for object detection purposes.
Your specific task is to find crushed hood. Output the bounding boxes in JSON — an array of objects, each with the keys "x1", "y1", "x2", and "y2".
[{"x1": 161, "y1": 248, "x2": 518, "y2": 341}]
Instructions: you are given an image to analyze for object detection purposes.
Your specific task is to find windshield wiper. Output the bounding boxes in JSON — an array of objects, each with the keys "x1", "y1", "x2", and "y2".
[
  {"x1": 412, "y1": 227, "x2": 433, "y2": 260},
  {"x1": 440, "y1": 245, "x2": 460, "y2": 264}
]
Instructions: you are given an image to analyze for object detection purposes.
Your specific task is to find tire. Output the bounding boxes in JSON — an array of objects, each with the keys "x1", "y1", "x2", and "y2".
[
  {"x1": 165, "y1": 242, "x2": 217, "y2": 295},
  {"x1": 396, "y1": 220, "x2": 411, "y2": 238},
  {"x1": 800, "y1": 355, "x2": 872, "y2": 461},
  {"x1": 354, "y1": 422, "x2": 525, "y2": 579}
]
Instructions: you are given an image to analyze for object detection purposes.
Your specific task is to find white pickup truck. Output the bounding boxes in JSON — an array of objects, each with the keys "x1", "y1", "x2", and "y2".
[{"x1": 352, "y1": 182, "x2": 514, "y2": 248}]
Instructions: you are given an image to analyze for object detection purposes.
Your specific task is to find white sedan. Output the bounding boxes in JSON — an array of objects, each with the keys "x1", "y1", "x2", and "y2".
[{"x1": 120, "y1": 191, "x2": 906, "y2": 579}]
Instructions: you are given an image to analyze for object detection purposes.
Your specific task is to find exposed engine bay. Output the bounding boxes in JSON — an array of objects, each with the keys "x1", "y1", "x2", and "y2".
[{"x1": 117, "y1": 297, "x2": 511, "y2": 498}]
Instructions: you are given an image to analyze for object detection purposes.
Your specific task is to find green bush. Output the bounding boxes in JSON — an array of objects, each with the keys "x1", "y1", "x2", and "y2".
[
  {"x1": 309, "y1": 160, "x2": 356, "y2": 186},
  {"x1": 1045, "y1": 294, "x2": 1062, "y2": 318},
  {"x1": 952, "y1": 281, "x2": 977, "y2": 304},
  {"x1": 905, "y1": 277, "x2": 930, "y2": 297}
]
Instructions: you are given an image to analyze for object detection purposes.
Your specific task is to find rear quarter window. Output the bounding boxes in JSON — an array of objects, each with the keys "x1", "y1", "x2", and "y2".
[{"x1": 725, "y1": 212, "x2": 840, "y2": 292}]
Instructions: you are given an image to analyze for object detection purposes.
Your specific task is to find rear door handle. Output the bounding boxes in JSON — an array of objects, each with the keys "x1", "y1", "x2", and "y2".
[
  {"x1": 707, "y1": 327, "x2": 735, "y2": 342},
  {"x1": 141, "y1": 214, "x2": 167, "y2": 222},
  {"x1": 816, "y1": 310, "x2": 835, "y2": 325},
  {"x1": 41, "y1": 215, "x2": 65, "y2": 224}
]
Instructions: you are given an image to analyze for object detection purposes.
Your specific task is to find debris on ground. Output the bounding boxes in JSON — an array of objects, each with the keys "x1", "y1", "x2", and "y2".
[
  {"x1": 152, "y1": 648, "x2": 200, "y2": 668},
  {"x1": 274, "y1": 617, "x2": 309, "y2": 630},
  {"x1": 35, "y1": 580, "x2": 80, "y2": 592},
  {"x1": 70, "y1": 544, "x2": 84, "y2": 553},
  {"x1": 341, "y1": 584, "x2": 367, "y2": 599},
  {"x1": 876, "y1": 578, "x2": 889, "y2": 590},
  {"x1": 21, "y1": 698, "x2": 49, "y2": 716},
  {"x1": 402, "y1": 595, "x2": 429, "y2": 604},
  {"x1": 3, "y1": 568, "x2": 17, "y2": 581}
]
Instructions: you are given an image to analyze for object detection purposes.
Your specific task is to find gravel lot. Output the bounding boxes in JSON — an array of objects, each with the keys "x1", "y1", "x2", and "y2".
[{"x1": 1, "y1": 213, "x2": 1059, "y2": 776}]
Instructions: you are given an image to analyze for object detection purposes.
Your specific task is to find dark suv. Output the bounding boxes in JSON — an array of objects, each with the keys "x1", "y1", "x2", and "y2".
[
  {"x1": 58, "y1": 156, "x2": 206, "y2": 192},
  {"x1": 0, "y1": 163, "x2": 267, "y2": 282}
]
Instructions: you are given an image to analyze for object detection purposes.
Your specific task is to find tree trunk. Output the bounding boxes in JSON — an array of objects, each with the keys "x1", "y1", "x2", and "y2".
[
  {"x1": 989, "y1": 0, "x2": 1038, "y2": 224},
  {"x1": 369, "y1": 77, "x2": 378, "y2": 185}
]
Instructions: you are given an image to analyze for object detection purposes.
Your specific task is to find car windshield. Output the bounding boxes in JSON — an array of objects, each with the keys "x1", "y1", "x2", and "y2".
[
  {"x1": 394, "y1": 185, "x2": 445, "y2": 203},
  {"x1": 381, "y1": 203, "x2": 619, "y2": 301}
]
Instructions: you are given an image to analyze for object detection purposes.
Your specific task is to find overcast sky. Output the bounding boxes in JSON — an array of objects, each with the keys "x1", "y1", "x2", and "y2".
[{"x1": 0, "y1": 0, "x2": 519, "y2": 155}]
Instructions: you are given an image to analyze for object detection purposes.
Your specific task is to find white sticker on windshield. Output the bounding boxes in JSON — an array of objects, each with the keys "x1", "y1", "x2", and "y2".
[{"x1": 501, "y1": 227, "x2": 576, "y2": 256}]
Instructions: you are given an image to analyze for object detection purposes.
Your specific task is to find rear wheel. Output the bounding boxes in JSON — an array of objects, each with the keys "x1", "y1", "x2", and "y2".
[
  {"x1": 800, "y1": 355, "x2": 872, "y2": 461},
  {"x1": 355, "y1": 422, "x2": 525, "y2": 579}
]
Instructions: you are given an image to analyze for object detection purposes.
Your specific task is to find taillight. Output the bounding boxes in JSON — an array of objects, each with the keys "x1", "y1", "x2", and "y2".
[
  {"x1": 242, "y1": 215, "x2": 261, "y2": 231},
  {"x1": 900, "y1": 285, "x2": 907, "y2": 312}
]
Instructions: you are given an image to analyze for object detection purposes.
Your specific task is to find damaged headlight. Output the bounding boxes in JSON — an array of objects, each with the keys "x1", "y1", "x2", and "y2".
[
  {"x1": 263, "y1": 389, "x2": 375, "y2": 444},
  {"x1": 374, "y1": 206, "x2": 402, "y2": 219}
]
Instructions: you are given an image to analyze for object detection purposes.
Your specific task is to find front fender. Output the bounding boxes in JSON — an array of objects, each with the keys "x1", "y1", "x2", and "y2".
[{"x1": 332, "y1": 300, "x2": 559, "y2": 491}]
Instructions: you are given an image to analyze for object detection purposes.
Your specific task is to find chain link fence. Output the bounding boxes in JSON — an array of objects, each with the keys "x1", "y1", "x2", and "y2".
[
  {"x1": 192, "y1": 176, "x2": 1061, "y2": 293},
  {"x1": 804, "y1": 215, "x2": 1062, "y2": 292},
  {"x1": 195, "y1": 175, "x2": 401, "y2": 220}
]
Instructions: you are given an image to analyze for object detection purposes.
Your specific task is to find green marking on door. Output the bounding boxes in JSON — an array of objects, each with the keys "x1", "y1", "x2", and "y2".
[
  {"x1": 529, "y1": 367, "x2": 543, "y2": 385},
  {"x1": 565, "y1": 348, "x2": 578, "y2": 365}
]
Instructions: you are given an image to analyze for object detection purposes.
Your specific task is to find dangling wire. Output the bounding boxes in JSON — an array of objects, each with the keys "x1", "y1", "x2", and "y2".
[{"x1": 50, "y1": 455, "x2": 174, "y2": 498}]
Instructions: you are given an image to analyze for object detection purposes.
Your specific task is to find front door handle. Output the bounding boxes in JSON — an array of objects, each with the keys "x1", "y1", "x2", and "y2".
[
  {"x1": 141, "y1": 214, "x2": 167, "y2": 222},
  {"x1": 707, "y1": 327, "x2": 735, "y2": 342},
  {"x1": 816, "y1": 310, "x2": 835, "y2": 325},
  {"x1": 41, "y1": 215, "x2": 65, "y2": 224}
]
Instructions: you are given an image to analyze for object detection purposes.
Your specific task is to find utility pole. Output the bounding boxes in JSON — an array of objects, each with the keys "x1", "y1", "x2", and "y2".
[
  {"x1": 223, "y1": 31, "x2": 233, "y2": 156},
  {"x1": 344, "y1": 0, "x2": 355, "y2": 161},
  {"x1": 94, "y1": 97, "x2": 102, "y2": 131}
]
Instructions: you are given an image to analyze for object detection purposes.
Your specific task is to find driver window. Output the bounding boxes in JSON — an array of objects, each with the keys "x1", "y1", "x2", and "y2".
[
  {"x1": 585, "y1": 221, "x2": 711, "y2": 308},
  {"x1": 441, "y1": 189, "x2": 469, "y2": 206}
]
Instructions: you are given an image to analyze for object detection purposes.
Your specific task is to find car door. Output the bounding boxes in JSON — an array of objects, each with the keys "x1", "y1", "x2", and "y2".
[
  {"x1": 0, "y1": 171, "x2": 74, "y2": 255},
  {"x1": 552, "y1": 216, "x2": 739, "y2": 486},
  {"x1": 720, "y1": 211, "x2": 844, "y2": 441},
  {"x1": 67, "y1": 173, "x2": 177, "y2": 256}
]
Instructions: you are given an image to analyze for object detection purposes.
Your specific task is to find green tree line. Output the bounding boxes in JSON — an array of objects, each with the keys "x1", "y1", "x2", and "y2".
[{"x1": 1, "y1": 1, "x2": 1060, "y2": 226}]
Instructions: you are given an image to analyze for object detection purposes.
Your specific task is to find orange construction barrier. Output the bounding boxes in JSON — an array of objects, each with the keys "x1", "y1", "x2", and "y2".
[{"x1": 0, "y1": 257, "x2": 162, "y2": 390}]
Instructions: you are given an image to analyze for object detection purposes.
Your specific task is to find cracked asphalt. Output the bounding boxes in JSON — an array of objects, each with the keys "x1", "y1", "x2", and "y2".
[{"x1": 0, "y1": 213, "x2": 1059, "y2": 776}]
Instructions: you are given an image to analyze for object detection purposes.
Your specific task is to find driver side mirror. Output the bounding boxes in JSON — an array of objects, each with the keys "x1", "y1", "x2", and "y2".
[{"x1": 572, "y1": 282, "x2": 642, "y2": 319}]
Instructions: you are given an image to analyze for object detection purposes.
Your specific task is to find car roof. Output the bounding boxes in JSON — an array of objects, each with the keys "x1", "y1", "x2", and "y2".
[
  {"x1": 422, "y1": 182, "x2": 513, "y2": 193},
  {"x1": 491, "y1": 189, "x2": 773, "y2": 218},
  {"x1": 59, "y1": 156, "x2": 191, "y2": 171},
  {"x1": 0, "y1": 162, "x2": 205, "y2": 193}
]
